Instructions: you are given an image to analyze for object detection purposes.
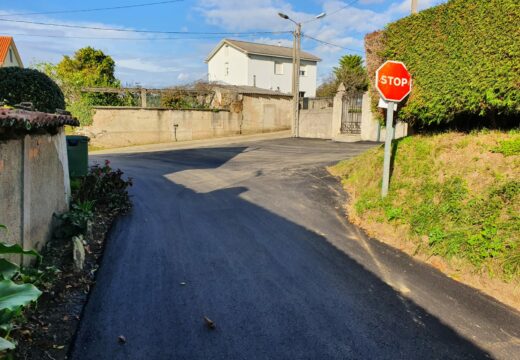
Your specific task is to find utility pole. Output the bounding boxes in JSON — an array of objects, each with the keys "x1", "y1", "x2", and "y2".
[
  {"x1": 411, "y1": 0, "x2": 418, "y2": 14},
  {"x1": 279, "y1": 12, "x2": 325, "y2": 138},
  {"x1": 293, "y1": 23, "x2": 301, "y2": 138}
]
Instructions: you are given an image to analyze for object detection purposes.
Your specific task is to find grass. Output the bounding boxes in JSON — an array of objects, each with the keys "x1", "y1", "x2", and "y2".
[{"x1": 329, "y1": 130, "x2": 520, "y2": 280}]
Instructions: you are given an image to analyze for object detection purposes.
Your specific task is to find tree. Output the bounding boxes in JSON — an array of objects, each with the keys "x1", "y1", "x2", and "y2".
[
  {"x1": 36, "y1": 47, "x2": 133, "y2": 125},
  {"x1": 316, "y1": 55, "x2": 368, "y2": 97},
  {"x1": 334, "y1": 55, "x2": 368, "y2": 95}
]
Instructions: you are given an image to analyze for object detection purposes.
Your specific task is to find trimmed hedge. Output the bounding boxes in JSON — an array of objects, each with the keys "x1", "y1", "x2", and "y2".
[
  {"x1": 0, "y1": 67, "x2": 65, "y2": 113},
  {"x1": 366, "y1": 0, "x2": 520, "y2": 127}
]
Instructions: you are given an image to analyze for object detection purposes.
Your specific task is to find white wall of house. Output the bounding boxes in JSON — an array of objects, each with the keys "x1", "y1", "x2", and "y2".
[
  {"x1": 1, "y1": 45, "x2": 22, "y2": 67},
  {"x1": 248, "y1": 54, "x2": 292, "y2": 94},
  {"x1": 208, "y1": 44, "x2": 248, "y2": 85},
  {"x1": 208, "y1": 45, "x2": 318, "y2": 97}
]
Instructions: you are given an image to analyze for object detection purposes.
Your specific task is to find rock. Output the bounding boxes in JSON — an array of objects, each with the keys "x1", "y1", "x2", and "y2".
[
  {"x1": 203, "y1": 316, "x2": 216, "y2": 330},
  {"x1": 72, "y1": 235, "x2": 85, "y2": 271},
  {"x1": 85, "y1": 220, "x2": 94, "y2": 243}
]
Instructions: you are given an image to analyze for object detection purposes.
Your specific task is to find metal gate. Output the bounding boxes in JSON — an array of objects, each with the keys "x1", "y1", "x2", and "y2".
[{"x1": 340, "y1": 93, "x2": 363, "y2": 134}]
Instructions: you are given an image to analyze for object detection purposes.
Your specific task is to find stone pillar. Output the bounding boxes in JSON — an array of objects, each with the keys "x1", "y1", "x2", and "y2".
[
  {"x1": 140, "y1": 88, "x2": 147, "y2": 108},
  {"x1": 331, "y1": 83, "x2": 346, "y2": 138}
]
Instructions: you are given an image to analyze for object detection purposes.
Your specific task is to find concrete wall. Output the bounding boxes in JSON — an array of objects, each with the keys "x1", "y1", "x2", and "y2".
[
  {"x1": 241, "y1": 95, "x2": 292, "y2": 134},
  {"x1": 297, "y1": 90, "x2": 409, "y2": 142},
  {"x1": 360, "y1": 92, "x2": 409, "y2": 141},
  {"x1": 299, "y1": 109, "x2": 333, "y2": 139},
  {"x1": 0, "y1": 130, "x2": 70, "y2": 261},
  {"x1": 84, "y1": 95, "x2": 292, "y2": 148}
]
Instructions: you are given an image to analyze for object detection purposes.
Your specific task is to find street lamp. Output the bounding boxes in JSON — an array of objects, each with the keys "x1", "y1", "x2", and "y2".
[{"x1": 278, "y1": 11, "x2": 326, "y2": 137}]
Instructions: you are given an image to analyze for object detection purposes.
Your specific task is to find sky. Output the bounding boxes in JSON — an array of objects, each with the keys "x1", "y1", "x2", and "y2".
[{"x1": 0, "y1": 0, "x2": 447, "y2": 88}]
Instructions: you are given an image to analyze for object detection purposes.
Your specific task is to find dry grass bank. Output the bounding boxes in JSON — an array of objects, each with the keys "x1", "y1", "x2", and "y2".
[{"x1": 329, "y1": 130, "x2": 520, "y2": 309}]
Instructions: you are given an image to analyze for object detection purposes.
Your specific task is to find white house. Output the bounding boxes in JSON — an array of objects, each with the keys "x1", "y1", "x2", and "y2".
[
  {"x1": 206, "y1": 39, "x2": 320, "y2": 97},
  {"x1": 0, "y1": 36, "x2": 23, "y2": 68}
]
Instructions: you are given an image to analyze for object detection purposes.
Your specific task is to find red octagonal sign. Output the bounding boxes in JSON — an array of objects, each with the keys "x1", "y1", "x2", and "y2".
[{"x1": 375, "y1": 61, "x2": 412, "y2": 103}]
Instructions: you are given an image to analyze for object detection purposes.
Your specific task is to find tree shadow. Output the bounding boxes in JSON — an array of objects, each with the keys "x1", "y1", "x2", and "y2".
[{"x1": 71, "y1": 144, "x2": 496, "y2": 360}]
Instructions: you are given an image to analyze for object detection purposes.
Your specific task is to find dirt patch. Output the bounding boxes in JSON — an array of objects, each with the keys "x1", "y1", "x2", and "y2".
[{"x1": 10, "y1": 211, "x2": 118, "y2": 359}]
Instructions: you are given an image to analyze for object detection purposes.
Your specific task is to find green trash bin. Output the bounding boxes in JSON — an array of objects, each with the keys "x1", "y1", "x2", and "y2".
[{"x1": 66, "y1": 135, "x2": 89, "y2": 177}]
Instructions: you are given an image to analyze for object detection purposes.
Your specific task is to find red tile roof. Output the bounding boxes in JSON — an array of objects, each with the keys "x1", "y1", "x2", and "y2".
[
  {"x1": 0, "y1": 109, "x2": 79, "y2": 130},
  {"x1": 0, "y1": 36, "x2": 13, "y2": 64}
]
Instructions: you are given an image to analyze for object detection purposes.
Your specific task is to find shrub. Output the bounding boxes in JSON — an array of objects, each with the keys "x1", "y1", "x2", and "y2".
[
  {"x1": 74, "y1": 160, "x2": 133, "y2": 213},
  {"x1": 0, "y1": 67, "x2": 65, "y2": 113},
  {"x1": 365, "y1": 0, "x2": 520, "y2": 128},
  {"x1": 160, "y1": 89, "x2": 208, "y2": 109},
  {"x1": 0, "y1": 225, "x2": 42, "y2": 352},
  {"x1": 57, "y1": 160, "x2": 132, "y2": 238}
]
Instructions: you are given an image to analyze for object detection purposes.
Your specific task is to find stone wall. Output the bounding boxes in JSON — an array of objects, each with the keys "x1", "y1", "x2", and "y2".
[
  {"x1": 0, "y1": 130, "x2": 70, "y2": 261},
  {"x1": 83, "y1": 94, "x2": 292, "y2": 149},
  {"x1": 298, "y1": 109, "x2": 333, "y2": 139}
]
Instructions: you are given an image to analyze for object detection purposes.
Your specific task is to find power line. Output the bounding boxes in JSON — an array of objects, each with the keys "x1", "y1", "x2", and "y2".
[
  {"x1": 1, "y1": 0, "x2": 184, "y2": 17},
  {"x1": 7, "y1": 32, "x2": 279, "y2": 41},
  {"x1": 0, "y1": 18, "x2": 292, "y2": 36},
  {"x1": 302, "y1": 34, "x2": 363, "y2": 53},
  {"x1": 304, "y1": 0, "x2": 360, "y2": 23}
]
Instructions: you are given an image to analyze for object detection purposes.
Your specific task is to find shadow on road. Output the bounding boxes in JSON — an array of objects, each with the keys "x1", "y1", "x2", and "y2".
[{"x1": 72, "y1": 144, "x2": 492, "y2": 360}]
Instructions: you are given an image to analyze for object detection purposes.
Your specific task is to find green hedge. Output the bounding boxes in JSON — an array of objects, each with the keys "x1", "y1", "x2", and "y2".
[
  {"x1": 367, "y1": 0, "x2": 520, "y2": 127},
  {"x1": 0, "y1": 67, "x2": 65, "y2": 113}
]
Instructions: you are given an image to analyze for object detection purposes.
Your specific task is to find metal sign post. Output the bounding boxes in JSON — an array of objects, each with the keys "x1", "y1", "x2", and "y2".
[
  {"x1": 381, "y1": 102, "x2": 395, "y2": 197},
  {"x1": 375, "y1": 60, "x2": 412, "y2": 198}
]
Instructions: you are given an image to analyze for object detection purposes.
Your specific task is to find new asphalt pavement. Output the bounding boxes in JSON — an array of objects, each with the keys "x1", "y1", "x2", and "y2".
[{"x1": 71, "y1": 137, "x2": 520, "y2": 360}]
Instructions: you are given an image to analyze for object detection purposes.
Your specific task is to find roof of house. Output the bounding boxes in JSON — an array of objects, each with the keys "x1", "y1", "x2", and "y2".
[
  {"x1": 206, "y1": 39, "x2": 321, "y2": 63},
  {"x1": 0, "y1": 36, "x2": 23, "y2": 67},
  {"x1": 0, "y1": 109, "x2": 79, "y2": 130},
  {"x1": 212, "y1": 84, "x2": 292, "y2": 97}
]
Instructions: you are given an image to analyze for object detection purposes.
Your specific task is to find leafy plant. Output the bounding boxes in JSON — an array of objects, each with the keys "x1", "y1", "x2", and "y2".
[
  {"x1": 57, "y1": 201, "x2": 95, "y2": 238},
  {"x1": 365, "y1": 0, "x2": 520, "y2": 128},
  {"x1": 0, "y1": 67, "x2": 65, "y2": 113},
  {"x1": 73, "y1": 160, "x2": 133, "y2": 213},
  {"x1": 492, "y1": 137, "x2": 520, "y2": 156},
  {"x1": 0, "y1": 225, "x2": 42, "y2": 352}
]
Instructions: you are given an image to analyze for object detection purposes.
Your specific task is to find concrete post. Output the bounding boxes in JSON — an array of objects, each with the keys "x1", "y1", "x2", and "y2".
[
  {"x1": 331, "y1": 83, "x2": 346, "y2": 139},
  {"x1": 140, "y1": 88, "x2": 147, "y2": 108},
  {"x1": 411, "y1": 0, "x2": 418, "y2": 14},
  {"x1": 22, "y1": 135, "x2": 31, "y2": 264}
]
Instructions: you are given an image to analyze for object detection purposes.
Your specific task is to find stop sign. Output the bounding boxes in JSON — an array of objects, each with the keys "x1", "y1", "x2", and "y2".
[{"x1": 375, "y1": 61, "x2": 412, "y2": 102}]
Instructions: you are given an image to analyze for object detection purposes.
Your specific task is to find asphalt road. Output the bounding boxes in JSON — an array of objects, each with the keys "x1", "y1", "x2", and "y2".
[{"x1": 71, "y1": 138, "x2": 520, "y2": 360}]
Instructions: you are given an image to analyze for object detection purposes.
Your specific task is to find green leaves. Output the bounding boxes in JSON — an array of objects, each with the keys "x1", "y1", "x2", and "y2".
[
  {"x1": 0, "y1": 337, "x2": 15, "y2": 351},
  {"x1": 366, "y1": 0, "x2": 520, "y2": 127},
  {"x1": 0, "y1": 225, "x2": 42, "y2": 353},
  {"x1": 0, "y1": 260, "x2": 19, "y2": 281},
  {"x1": 0, "y1": 244, "x2": 41, "y2": 261},
  {"x1": 0, "y1": 281, "x2": 41, "y2": 313}
]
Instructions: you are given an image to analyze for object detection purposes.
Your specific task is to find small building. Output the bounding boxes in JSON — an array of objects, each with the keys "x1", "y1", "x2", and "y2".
[
  {"x1": 206, "y1": 39, "x2": 320, "y2": 97},
  {"x1": 0, "y1": 36, "x2": 23, "y2": 68},
  {"x1": 0, "y1": 109, "x2": 78, "y2": 261}
]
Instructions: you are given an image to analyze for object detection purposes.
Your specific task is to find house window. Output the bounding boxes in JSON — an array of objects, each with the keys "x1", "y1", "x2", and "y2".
[
  {"x1": 9, "y1": 48, "x2": 13, "y2": 63},
  {"x1": 225, "y1": 62, "x2": 229, "y2": 76},
  {"x1": 274, "y1": 62, "x2": 283, "y2": 75},
  {"x1": 300, "y1": 66, "x2": 306, "y2": 76}
]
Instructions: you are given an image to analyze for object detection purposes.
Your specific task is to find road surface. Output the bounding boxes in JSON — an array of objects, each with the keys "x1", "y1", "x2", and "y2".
[{"x1": 72, "y1": 138, "x2": 520, "y2": 360}]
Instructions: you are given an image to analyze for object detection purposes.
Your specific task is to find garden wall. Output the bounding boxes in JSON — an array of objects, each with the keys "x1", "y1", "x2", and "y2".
[
  {"x1": 0, "y1": 126, "x2": 72, "y2": 262},
  {"x1": 83, "y1": 94, "x2": 292, "y2": 148}
]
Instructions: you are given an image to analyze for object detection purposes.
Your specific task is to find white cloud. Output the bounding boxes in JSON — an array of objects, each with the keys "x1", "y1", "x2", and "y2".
[{"x1": 117, "y1": 58, "x2": 180, "y2": 73}]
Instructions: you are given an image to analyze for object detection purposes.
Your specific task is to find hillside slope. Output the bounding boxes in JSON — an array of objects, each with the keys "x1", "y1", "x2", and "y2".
[{"x1": 329, "y1": 131, "x2": 519, "y2": 309}]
